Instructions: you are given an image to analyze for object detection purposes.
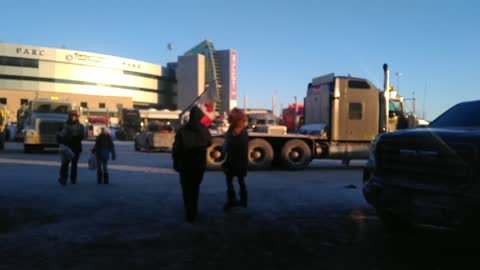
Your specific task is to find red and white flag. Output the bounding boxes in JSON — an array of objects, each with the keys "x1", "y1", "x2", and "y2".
[
  {"x1": 186, "y1": 82, "x2": 218, "y2": 127},
  {"x1": 197, "y1": 101, "x2": 216, "y2": 127}
]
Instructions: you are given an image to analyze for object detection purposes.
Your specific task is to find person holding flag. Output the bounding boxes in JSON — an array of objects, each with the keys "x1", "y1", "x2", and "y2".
[{"x1": 172, "y1": 84, "x2": 216, "y2": 223}]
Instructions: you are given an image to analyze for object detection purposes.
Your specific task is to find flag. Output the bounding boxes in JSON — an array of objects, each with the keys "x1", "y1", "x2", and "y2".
[
  {"x1": 181, "y1": 81, "x2": 218, "y2": 127},
  {"x1": 197, "y1": 101, "x2": 215, "y2": 127}
]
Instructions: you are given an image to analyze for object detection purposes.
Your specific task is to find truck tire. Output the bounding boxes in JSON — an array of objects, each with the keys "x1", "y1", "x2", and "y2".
[
  {"x1": 377, "y1": 210, "x2": 413, "y2": 236},
  {"x1": 24, "y1": 144, "x2": 33, "y2": 153},
  {"x1": 206, "y1": 137, "x2": 226, "y2": 170},
  {"x1": 134, "y1": 140, "x2": 140, "y2": 151},
  {"x1": 248, "y1": 139, "x2": 274, "y2": 170},
  {"x1": 0, "y1": 132, "x2": 5, "y2": 151},
  {"x1": 280, "y1": 139, "x2": 312, "y2": 170}
]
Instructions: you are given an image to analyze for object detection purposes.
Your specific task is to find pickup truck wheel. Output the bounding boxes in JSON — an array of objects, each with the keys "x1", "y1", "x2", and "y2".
[
  {"x1": 377, "y1": 210, "x2": 413, "y2": 236},
  {"x1": 24, "y1": 144, "x2": 33, "y2": 153},
  {"x1": 248, "y1": 139, "x2": 274, "y2": 170},
  {"x1": 207, "y1": 137, "x2": 226, "y2": 170},
  {"x1": 280, "y1": 139, "x2": 312, "y2": 170},
  {"x1": 134, "y1": 141, "x2": 140, "y2": 151}
]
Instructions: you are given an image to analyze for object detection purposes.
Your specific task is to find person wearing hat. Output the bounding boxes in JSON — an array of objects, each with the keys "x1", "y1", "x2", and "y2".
[
  {"x1": 91, "y1": 127, "x2": 116, "y2": 184},
  {"x1": 58, "y1": 110, "x2": 85, "y2": 185}
]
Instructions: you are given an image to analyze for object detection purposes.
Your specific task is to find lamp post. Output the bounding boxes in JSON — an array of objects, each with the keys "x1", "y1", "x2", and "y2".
[{"x1": 395, "y1": 72, "x2": 403, "y2": 92}]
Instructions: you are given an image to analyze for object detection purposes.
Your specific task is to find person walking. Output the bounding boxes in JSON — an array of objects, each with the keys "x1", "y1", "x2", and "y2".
[
  {"x1": 58, "y1": 110, "x2": 84, "y2": 186},
  {"x1": 172, "y1": 106, "x2": 212, "y2": 223},
  {"x1": 222, "y1": 108, "x2": 249, "y2": 211},
  {"x1": 92, "y1": 127, "x2": 116, "y2": 184}
]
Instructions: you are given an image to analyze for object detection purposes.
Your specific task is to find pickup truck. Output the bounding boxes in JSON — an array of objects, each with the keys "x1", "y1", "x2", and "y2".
[{"x1": 363, "y1": 100, "x2": 480, "y2": 232}]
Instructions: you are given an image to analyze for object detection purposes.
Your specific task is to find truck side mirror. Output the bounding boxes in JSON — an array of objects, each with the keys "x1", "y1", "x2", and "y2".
[{"x1": 388, "y1": 111, "x2": 396, "y2": 118}]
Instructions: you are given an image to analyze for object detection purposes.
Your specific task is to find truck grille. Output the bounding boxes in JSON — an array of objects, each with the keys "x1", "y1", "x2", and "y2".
[
  {"x1": 376, "y1": 142, "x2": 477, "y2": 188},
  {"x1": 39, "y1": 122, "x2": 64, "y2": 136}
]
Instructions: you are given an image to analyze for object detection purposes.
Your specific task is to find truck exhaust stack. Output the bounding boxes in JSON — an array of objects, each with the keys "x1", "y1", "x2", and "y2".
[{"x1": 383, "y1": 63, "x2": 389, "y2": 92}]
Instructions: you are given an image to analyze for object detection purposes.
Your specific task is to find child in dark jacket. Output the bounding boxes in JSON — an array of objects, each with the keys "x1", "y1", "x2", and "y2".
[{"x1": 92, "y1": 128, "x2": 116, "y2": 184}]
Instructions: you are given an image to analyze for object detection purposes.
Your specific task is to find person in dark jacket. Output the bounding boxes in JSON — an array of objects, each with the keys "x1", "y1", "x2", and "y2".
[
  {"x1": 92, "y1": 127, "x2": 116, "y2": 184},
  {"x1": 58, "y1": 110, "x2": 85, "y2": 185},
  {"x1": 222, "y1": 108, "x2": 249, "y2": 211},
  {"x1": 172, "y1": 106, "x2": 212, "y2": 223}
]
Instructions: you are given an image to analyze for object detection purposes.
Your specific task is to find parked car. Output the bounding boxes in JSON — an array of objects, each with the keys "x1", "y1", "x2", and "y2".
[
  {"x1": 363, "y1": 100, "x2": 480, "y2": 233},
  {"x1": 134, "y1": 122, "x2": 175, "y2": 152}
]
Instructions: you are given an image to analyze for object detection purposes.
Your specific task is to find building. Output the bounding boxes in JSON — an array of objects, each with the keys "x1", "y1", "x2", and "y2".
[
  {"x1": 0, "y1": 40, "x2": 237, "y2": 123},
  {"x1": 0, "y1": 42, "x2": 176, "y2": 122},
  {"x1": 174, "y1": 40, "x2": 237, "y2": 115}
]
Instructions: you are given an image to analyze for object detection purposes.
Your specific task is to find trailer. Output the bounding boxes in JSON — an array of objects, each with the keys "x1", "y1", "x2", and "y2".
[{"x1": 206, "y1": 64, "x2": 418, "y2": 170}]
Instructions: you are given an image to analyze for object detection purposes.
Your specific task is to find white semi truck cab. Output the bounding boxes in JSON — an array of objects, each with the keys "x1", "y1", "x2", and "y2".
[{"x1": 23, "y1": 98, "x2": 73, "y2": 152}]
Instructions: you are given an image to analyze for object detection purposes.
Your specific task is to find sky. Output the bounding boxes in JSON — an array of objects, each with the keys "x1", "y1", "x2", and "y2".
[{"x1": 1, "y1": 0, "x2": 479, "y2": 120}]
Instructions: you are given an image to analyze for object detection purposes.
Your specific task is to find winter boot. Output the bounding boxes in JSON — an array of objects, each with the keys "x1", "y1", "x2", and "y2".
[
  {"x1": 70, "y1": 171, "x2": 77, "y2": 185},
  {"x1": 58, "y1": 177, "x2": 67, "y2": 186},
  {"x1": 240, "y1": 189, "x2": 248, "y2": 208},
  {"x1": 223, "y1": 189, "x2": 238, "y2": 212},
  {"x1": 97, "y1": 171, "x2": 102, "y2": 184},
  {"x1": 103, "y1": 173, "x2": 109, "y2": 184}
]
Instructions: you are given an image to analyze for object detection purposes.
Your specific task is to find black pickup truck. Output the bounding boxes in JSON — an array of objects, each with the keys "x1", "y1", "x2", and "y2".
[{"x1": 363, "y1": 100, "x2": 480, "y2": 232}]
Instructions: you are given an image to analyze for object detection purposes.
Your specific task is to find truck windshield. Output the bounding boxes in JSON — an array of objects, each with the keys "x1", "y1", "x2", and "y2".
[
  {"x1": 33, "y1": 103, "x2": 71, "y2": 114},
  {"x1": 429, "y1": 101, "x2": 480, "y2": 128},
  {"x1": 389, "y1": 100, "x2": 403, "y2": 115}
]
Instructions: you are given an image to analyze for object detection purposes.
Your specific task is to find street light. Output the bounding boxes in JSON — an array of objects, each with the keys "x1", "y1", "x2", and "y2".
[{"x1": 395, "y1": 72, "x2": 403, "y2": 92}]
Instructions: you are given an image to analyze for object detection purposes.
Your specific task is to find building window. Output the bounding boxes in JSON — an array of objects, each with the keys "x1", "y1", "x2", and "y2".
[
  {"x1": 80, "y1": 102, "x2": 88, "y2": 108},
  {"x1": 0, "y1": 98, "x2": 7, "y2": 105},
  {"x1": 20, "y1": 99, "x2": 28, "y2": 105},
  {"x1": 348, "y1": 80, "x2": 371, "y2": 89},
  {"x1": 0, "y1": 56, "x2": 39, "y2": 68},
  {"x1": 99, "y1": 103, "x2": 106, "y2": 109},
  {"x1": 349, "y1": 103, "x2": 363, "y2": 120}
]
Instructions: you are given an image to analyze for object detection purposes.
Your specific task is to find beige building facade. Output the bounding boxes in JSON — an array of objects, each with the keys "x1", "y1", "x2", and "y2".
[{"x1": 0, "y1": 42, "x2": 168, "y2": 122}]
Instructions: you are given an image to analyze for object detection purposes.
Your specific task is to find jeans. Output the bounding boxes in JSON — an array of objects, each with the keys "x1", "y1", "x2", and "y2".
[
  {"x1": 96, "y1": 158, "x2": 108, "y2": 174},
  {"x1": 60, "y1": 153, "x2": 80, "y2": 181}
]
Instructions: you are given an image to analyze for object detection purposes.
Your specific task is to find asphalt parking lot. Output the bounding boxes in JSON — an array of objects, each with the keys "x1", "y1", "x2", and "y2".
[{"x1": 0, "y1": 141, "x2": 476, "y2": 270}]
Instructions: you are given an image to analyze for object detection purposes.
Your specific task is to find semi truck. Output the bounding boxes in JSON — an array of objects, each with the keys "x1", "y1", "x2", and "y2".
[
  {"x1": 206, "y1": 64, "x2": 418, "y2": 170},
  {"x1": 23, "y1": 97, "x2": 73, "y2": 152},
  {"x1": 86, "y1": 116, "x2": 108, "y2": 138},
  {"x1": 0, "y1": 104, "x2": 6, "y2": 150},
  {"x1": 115, "y1": 108, "x2": 142, "y2": 140}
]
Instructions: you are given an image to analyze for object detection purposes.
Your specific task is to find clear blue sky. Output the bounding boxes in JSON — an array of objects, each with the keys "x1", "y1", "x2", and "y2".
[{"x1": 2, "y1": 0, "x2": 479, "y2": 120}]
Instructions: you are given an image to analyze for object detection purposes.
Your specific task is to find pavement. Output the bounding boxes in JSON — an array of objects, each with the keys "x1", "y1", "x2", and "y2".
[{"x1": 0, "y1": 141, "x2": 477, "y2": 270}]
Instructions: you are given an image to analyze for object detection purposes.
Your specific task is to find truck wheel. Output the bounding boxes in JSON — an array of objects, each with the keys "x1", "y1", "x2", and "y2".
[
  {"x1": 207, "y1": 137, "x2": 226, "y2": 170},
  {"x1": 377, "y1": 210, "x2": 413, "y2": 236},
  {"x1": 134, "y1": 141, "x2": 140, "y2": 151},
  {"x1": 248, "y1": 139, "x2": 274, "y2": 170},
  {"x1": 0, "y1": 132, "x2": 5, "y2": 151},
  {"x1": 280, "y1": 139, "x2": 312, "y2": 170},
  {"x1": 24, "y1": 144, "x2": 33, "y2": 153}
]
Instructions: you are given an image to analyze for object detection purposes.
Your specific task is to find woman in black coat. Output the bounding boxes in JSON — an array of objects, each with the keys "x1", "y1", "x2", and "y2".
[
  {"x1": 172, "y1": 106, "x2": 212, "y2": 223},
  {"x1": 222, "y1": 108, "x2": 249, "y2": 211}
]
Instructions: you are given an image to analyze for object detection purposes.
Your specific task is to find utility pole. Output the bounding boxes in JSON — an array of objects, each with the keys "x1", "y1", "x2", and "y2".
[
  {"x1": 167, "y1": 42, "x2": 173, "y2": 62},
  {"x1": 244, "y1": 95, "x2": 248, "y2": 112},
  {"x1": 272, "y1": 95, "x2": 277, "y2": 116},
  {"x1": 395, "y1": 72, "x2": 402, "y2": 92}
]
